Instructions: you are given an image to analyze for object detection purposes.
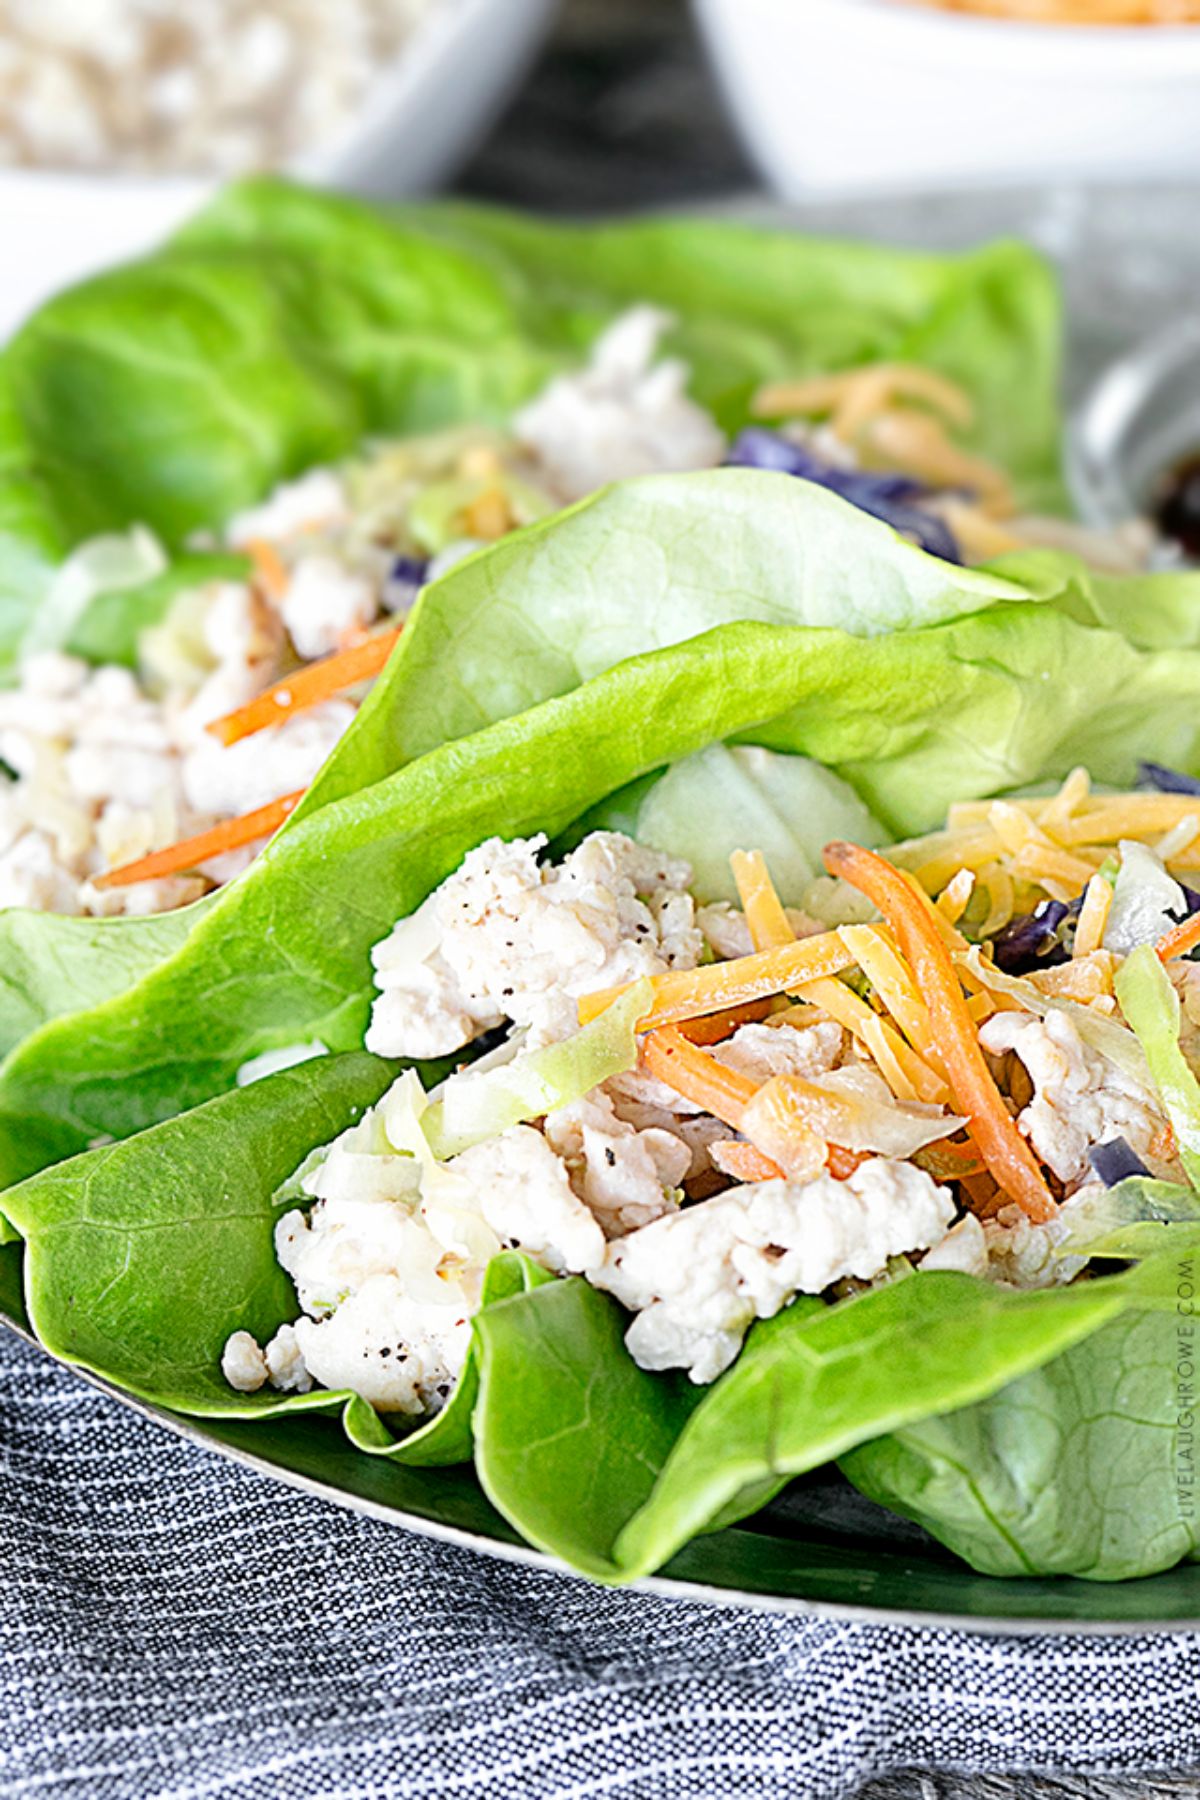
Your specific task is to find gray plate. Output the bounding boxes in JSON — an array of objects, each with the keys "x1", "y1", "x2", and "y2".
[{"x1": 8, "y1": 182, "x2": 1200, "y2": 1631}]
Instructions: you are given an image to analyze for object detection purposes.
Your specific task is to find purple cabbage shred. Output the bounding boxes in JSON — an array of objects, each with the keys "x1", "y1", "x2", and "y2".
[
  {"x1": 1087, "y1": 1137, "x2": 1153, "y2": 1188},
  {"x1": 383, "y1": 553, "x2": 428, "y2": 614},
  {"x1": 725, "y1": 428, "x2": 963, "y2": 564},
  {"x1": 1137, "y1": 762, "x2": 1200, "y2": 797},
  {"x1": 991, "y1": 897, "x2": 1081, "y2": 974}
]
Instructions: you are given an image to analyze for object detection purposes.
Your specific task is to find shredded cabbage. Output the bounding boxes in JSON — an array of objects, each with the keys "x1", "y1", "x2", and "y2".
[
  {"x1": 421, "y1": 978, "x2": 653, "y2": 1161},
  {"x1": 21, "y1": 526, "x2": 167, "y2": 660},
  {"x1": 959, "y1": 945, "x2": 1152, "y2": 1089},
  {"x1": 1114, "y1": 945, "x2": 1200, "y2": 1188},
  {"x1": 1103, "y1": 841, "x2": 1189, "y2": 956},
  {"x1": 1054, "y1": 1176, "x2": 1200, "y2": 1259}
]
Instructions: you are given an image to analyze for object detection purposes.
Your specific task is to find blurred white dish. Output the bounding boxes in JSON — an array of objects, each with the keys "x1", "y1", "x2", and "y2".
[
  {"x1": 692, "y1": 0, "x2": 1200, "y2": 197},
  {"x1": 0, "y1": 0, "x2": 556, "y2": 340}
]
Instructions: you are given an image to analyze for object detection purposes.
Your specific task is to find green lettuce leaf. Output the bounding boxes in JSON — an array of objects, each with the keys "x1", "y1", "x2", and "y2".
[
  {"x1": 632, "y1": 743, "x2": 885, "y2": 906},
  {"x1": 8, "y1": 603, "x2": 1200, "y2": 1184},
  {"x1": 988, "y1": 547, "x2": 1200, "y2": 654},
  {"x1": 0, "y1": 902, "x2": 207, "y2": 1062},
  {"x1": 298, "y1": 471, "x2": 1032, "y2": 818},
  {"x1": 841, "y1": 1243, "x2": 1200, "y2": 1580},
  {"x1": 0, "y1": 1051, "x2": 397, "y2": 1409},
  {"x1": 1116, "y1": 945, "x2": 1200, "y2": 1189},
  {"x1": 0, "y1": 1047, "x2": 552, "y2": 1468},
  {"x1": 0, "y1": 180, "x2": 1062, "y2": 675},
  {"x1": 473, "y1": 1241, "x2": 1200, "y2": 1581}
]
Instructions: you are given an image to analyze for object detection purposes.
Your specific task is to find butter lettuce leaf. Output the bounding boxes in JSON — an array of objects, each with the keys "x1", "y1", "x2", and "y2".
[
  {"x1": 298, "y1": 471, "x2": 1032, "y2": 818},
  {"x1": 7, "y1": 604, "x2": 1200, "y2": 1184},
  {"x1": 0, "y1": 180, "x2": 1062, "y2": 675},
  {"x1": 841, "y1": 1244, "x2": 1200, "y2": 1580},
  {"x1": 0, "y1": 1050, "x2": 550, "y2": 1469}
]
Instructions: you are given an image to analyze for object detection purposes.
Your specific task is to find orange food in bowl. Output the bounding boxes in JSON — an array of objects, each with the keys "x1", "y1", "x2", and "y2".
[{"x1": 915, "y1": 0, "x2": 1200, "y2": 20}]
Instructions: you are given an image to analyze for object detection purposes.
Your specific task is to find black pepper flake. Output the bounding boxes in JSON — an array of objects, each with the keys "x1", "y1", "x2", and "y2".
[
  {"x1": 501, "y1": 986, "x2": 514, "y2": 997},
  {"x1": 436, "y1": 1383, "x2": 450, "y2": 1398},
  {"x1": 604, "y1": 1146, "x2": 617, "y2": 1166},
  {"x1": 396, "y1": 1352, "x2": 408, "y2": 1362},
  {"x1": 380, "y1": 1347, "x2": 392, "y2": 1358}
]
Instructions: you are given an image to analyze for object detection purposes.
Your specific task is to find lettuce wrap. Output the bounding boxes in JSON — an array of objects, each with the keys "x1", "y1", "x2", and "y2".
[
  {"x1": 5, "y1": 185, "x2": 1200, "y2": 1592},
  {"x1": 2, "y1": 629, "x2": 1199, "y2": 1583},
  {"x1": 0, "y1": 177, "x2": 1065, "y2": 674}
]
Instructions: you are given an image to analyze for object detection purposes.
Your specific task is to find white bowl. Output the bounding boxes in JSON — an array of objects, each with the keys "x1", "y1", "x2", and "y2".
[
  {"x1": 693, "y1": 0, "x2": 1200, "y2": 197},
  {"x1": 0, "y1": 0, "x2": 557, "y2": 339}
]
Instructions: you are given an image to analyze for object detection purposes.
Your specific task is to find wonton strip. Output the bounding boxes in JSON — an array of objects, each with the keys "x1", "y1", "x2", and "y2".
[
  {"x1": 207, "y1": 628, "x2": 403, "y2": 746},
  {"x1": 825, "y1": 841, "x2": 1057, "y2": 1221},
  {"x1": 95, "y1": 790, "x2": 305, "y2": 889},
  {"x1": 576, "y1": 933, "x2": 855, "y2": 1029}
]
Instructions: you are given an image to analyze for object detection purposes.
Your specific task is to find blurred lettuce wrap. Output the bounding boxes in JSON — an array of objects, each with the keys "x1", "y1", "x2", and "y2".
[{"x1": 0, "y1": 178, "x2": 1064, "y2": 671}]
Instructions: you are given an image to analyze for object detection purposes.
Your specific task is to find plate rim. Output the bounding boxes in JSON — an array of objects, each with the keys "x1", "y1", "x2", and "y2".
[{"x1": 6, "y1": 1307, "x2": 1200, "y2": 1636}]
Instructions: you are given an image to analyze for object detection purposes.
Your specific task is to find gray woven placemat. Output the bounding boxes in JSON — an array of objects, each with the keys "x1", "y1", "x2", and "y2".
[{"x1": 4, "y1": 1321, "x2": 1200, "y2": 1800}]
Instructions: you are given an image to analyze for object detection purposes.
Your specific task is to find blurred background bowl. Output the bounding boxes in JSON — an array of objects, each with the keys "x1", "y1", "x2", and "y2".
[
  {"x1": 0, "y1": 0, "x2": 557, "y2": 339},
  {"x1": 692, "y1": 0, "x2": 1200, "y2": 197}
]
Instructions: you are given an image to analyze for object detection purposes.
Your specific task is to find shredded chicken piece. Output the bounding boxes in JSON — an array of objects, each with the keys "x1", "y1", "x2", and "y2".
[
  {"x1": 544, "y1": 1089, "x2": 690, "y2": 1235},
  {"x1": 592, "y1": 1157, "x2": 953, "y2": 1382},
  {"x1": 368, "y1": 831, "x2": 703, "y2": 1059},
  {"x1": 978, "y1": 1007, "x2": 1169, "y2": 1190}
]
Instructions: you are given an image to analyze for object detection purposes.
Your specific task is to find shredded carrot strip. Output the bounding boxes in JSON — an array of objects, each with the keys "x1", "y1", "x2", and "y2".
[
  {"x1": 643, "y1": 1028, "x2": 757, "y2": 1128},
  {"x1": 206, "y1": 628, "x2": 402, "y2": 747},
  {"x1": 824, "y1": 841, "x2": 1056, "y2": 1222},
  {"x1": 246, "y1": 537, "x2": 289, "y2": 602},
  {"x1": 576, "y1": 932, "x2": 855, "y2": 1029},
  {"x1": 1157, "y1": 910, "x2": 1200, "y2": 964},
  {"x1": 94, "y1": 790, "x2": 304, "y2": 889},
  {"x1": 710, "y1": 1141, "x2": 784, "y2": 1183},
  {"x1": 730, "y1": 849, "x2": 795, "y2": 950},
  {"x1": 646, "y1": 1026, "x2": 866, "y2": 1184}
]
